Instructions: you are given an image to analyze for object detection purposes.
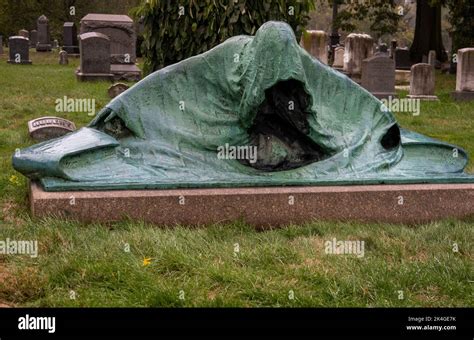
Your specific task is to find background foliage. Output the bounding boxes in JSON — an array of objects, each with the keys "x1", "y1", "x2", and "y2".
[{"x1": 133, "y1": 0, "x2": 315, "y2": 75}]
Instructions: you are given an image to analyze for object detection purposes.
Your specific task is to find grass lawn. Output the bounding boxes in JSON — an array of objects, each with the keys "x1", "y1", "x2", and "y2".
[{"x1": 0, "y1": 50, "x2": 472, "y2": 307}]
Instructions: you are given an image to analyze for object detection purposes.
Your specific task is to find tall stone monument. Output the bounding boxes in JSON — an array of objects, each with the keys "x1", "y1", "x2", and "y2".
[
  {"x1": 36, "y1": 15, "x2": 52, "y2": 52},
  {"x1": 300, "y1": 30, "x2": 328, "y2": 64},
  {"x1": 63, "y1": 22, "x2": 79, "y2": 55},
  {"x1": 7, "y1": 36, "x2": 32, "y2": 64},
  {"x1": 452, "y1": 48, "x2": 474, "y2": 101},
  {"x1": 343, "y1": 33, "x2": 374, "y2": 82},
  {"x1": 407, "y1": 63, "x2": 438, "y2": 100},
  {"x1": 76, "y1": 32, "x2": 113, "y2": 81},
  {"x1": 361, "y1": 55, "x2": 396, "y2": 99},
  {"x1": 80, "y1": 14, "x2": 141, "y2": 81}
]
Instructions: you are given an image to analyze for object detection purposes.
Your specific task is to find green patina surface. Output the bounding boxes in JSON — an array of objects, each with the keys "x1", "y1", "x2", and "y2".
[{"x1": 12, "y1": 22, "x2": 474, "y2": 191}]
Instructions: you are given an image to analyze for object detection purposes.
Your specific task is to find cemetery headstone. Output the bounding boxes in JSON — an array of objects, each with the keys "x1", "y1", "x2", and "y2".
[
  {"x1": 343, "y1": 33, "x2": 374, "y2": 82},
  {"x1": 28, "y1": 117, "x2": 76, "y2": 141},
  {"x1": 407, "y1": 63, "x2": 438, "y2": 100},
  {"x1": 36, "y1": 15, "x2": 52, "y2": 52},
  {"x1": 390, "y1": 40, "x2": 397, "y2": 59},
  {"x1": 59, "y1": 50, "x2": 68, "y2": 65},
  {"x1": 29, "y1": 30, "x2": 38, "y2": 48},
  {"x1": 18, "y1": 29, "x2": 29, "y2": 39},
  {"x1": 108, "y1": 83, "x2": 130, "y2": 98},
  {"x1": 300, "y1": 30, "x2": 328, "y2": 64},
  {"x1": 332, "y1": 46, "x2": 344, "y2": 69},
  {"x1": 76, "y1": 32, "x2": 113, "y2": 81},
  {"x1": 428, "y1": 50, "x2": 436, "y2": 67},
  {"x1": 452, "y1": 48, "x2": 474, "y2": 101},
  {"x1": 7, "y1": 36, "x2": 32, "y2": 64},
  {"x1": 395, "y1": 48, "x2": 411, "y2": 70},
  {"x1": 361, "y1": 55, "x2": 396, "y2": 99},
  {"x1": 0, "y1": 35, "x2": 3, "y2": 55},
  {"x1": 63, "y1": 22, "x2": 79, "y2": 54},
  {"x1": 80, "y1": 14, "x2": 141, "y2": 81},
  {"x1": 52, "y1": 39, "x2": 59, "y2": 49}
]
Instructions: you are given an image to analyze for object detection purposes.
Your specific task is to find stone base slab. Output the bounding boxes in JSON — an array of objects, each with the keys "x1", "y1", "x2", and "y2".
[
  {"x1": 407, "y1": 94, "x2": 439, "y2": 101},
  {"x1": 451, "y1": 91, "x2": 474, "y2": 101},
  {"x1": 7, "y1": 60, "x2": 32, "y2": 64},
  {"x1": 395, "y1": 70, "x2": 410, "y2": 85},
  {"x1": 29, "y1": 182, "x2": 474, "y2": 228},
  {"x1": 76, "y1": 70, "x2": 114, "y2": 82}
]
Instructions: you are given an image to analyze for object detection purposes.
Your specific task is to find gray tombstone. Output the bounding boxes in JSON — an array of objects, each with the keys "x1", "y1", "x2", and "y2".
[
  {"x1": 428, "y1": 50, "x2": 436, "y2": 67},
  {"x1": 59, "y1": 50, "x2": 68, "y2": 65},
  {"x1": 395, "y1": 48, "x2": 411, "y2": 70},
  {"x1": 76, "y1": 32, "x2": 113, "y2": 81},
  {"x1": 7, "y1": 36, "x2": 32, "y2": 64},
  {"x1": 452, "y1": 48, "x2": 474, "y2": 101},
  {"x1": 29, "y1": 30, "x2": 38, "y2": 48},
  {"x1": 108, "y1": 82, "x2": 129, "y2": 98},
  {"x1": 28, "y1": 117, "x2": 76, "y2": 141},
  {"x1": 36, "y1": 15, "x2": 52, "y2": 51},
  {"x1": 63, "y1": 22, "x2": 79, "y2": 54},
  {"x1": 332, "y1": 46, "x2": 344, "y2": 69},
  {"x1": 300, "y1": 30, "x2": 329, "y2": 64},
  {"x1": 0, "y1": 35, "x2": 3, "y2": 55},
  {"x1": 80, "y1": 14, "x2": 141, "y2": 81},
  {"x1": 361, "y1": 55, "x2": 396, "y2": 99},
  {"x1": 52, "y1": 39, "x2": 59, "y2": 49},
  {"x1": 407, "y1": 63, "x2": 438, "y2": 100},
  {"x1": 18, "y1": 29, "x2": 29, "y2": 39}
]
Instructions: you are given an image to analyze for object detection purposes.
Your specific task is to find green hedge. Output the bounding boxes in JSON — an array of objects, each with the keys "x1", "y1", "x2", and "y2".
[{"x1": 132, "y1": 0, "x2": 314, "y2": 75}]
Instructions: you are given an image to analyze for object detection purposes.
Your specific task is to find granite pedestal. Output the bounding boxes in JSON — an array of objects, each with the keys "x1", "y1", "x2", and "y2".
[{"x1": 29, "y1": 182, "x2": 474, "y2": 228}]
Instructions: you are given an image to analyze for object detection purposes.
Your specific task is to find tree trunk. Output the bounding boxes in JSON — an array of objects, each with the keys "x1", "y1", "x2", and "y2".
[{"x1": 410, "y1": 0, "x2": 447, "y2": 63}]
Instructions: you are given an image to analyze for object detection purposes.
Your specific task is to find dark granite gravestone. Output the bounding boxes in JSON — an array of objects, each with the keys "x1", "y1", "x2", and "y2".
[
  {"x1": 76, "y1": 32, "x2": 113, "y2": 81},
  {"x1": 59, "y1": 50, "x2": 68, "y2": 65},
  {"x1": 79, "y1": 14, "x2": 141, "y2": 81},
  {"x1": 361, "y1": 55, "x2": 396, "y2": 99},
  {"x1": 108, "y1": 83, "x2": 129, "y2": 98},
  {"x1": 29, "y1": 30, "x2": 38, "y2": 48},
  {"x1": 63, "y1": 22, "x2": 79, "y2": 54},
  {"x1": 408, "y1": 63, "x2": 438, "y2": 100},
  {"x1": 18, "y1": 29, "x2": 29, "y2": 39},
  {"x1": 7, "y1": 36, "x2": 32, "y2": 64},
  {"x1": 452, "y1": 48, "x2": 474, "y2": 101},
  {"x1": 36, "y1": 15, "x2": 52, "y2": 52},
  {"x1": 28, "y1": 117, "x2": 76, "y2": 141},
  {"x1": 395, "y1": 48, "x2": 411, "y2": 70}
]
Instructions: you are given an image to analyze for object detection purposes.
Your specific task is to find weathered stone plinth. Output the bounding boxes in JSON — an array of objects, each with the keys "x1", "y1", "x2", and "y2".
[{"x1": 29, "y1": 182, "x2": 474, "y2": 228}]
